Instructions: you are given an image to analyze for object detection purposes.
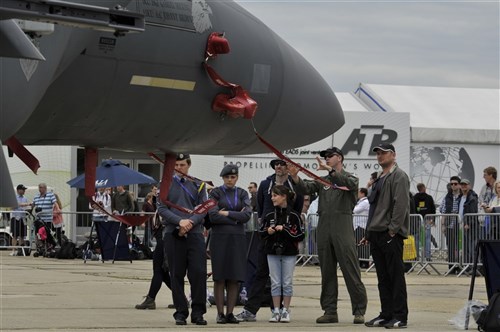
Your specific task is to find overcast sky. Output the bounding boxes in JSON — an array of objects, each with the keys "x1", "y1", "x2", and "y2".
[{"x1": 235, "y1": 0, "x2": 499, "y2": 93}]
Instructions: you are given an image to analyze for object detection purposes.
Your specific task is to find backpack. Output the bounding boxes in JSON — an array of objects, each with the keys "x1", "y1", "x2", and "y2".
[
  {"x1": 56, "y1": 241, "x2": 77, "y2": 259},
  {"x1": 477, "y1": 292, "x2": 500, "y2": 331}
]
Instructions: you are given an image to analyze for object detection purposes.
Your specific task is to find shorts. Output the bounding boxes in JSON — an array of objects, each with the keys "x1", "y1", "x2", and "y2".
[{"x1": 10, "y1": 218, "x2": 27, "y2": 238}]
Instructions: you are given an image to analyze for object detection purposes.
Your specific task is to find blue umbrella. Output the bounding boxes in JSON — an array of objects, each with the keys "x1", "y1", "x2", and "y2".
[{"x1": 67, "y1": 159, "x2": 157, "y2": 188}]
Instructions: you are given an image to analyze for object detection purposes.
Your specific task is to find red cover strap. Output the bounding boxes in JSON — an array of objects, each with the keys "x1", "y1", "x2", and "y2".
[
  {"x1": 212, "y1": 86, "x2": 258, "y2": 119},
  {"x1": 157, "y1": 153, "x2": 216, "y2": 215},
  {"x1": 5, "y1": 136, "x2": 40, "y2": 174},
  {"x1": 255, "y1": 132, "x2": 349, "y2": 191},
  {"x1": 203, "y1": 32, "x2": 258, "y2": 120},
  {"x1": 205, "y1": 32, "x2": 230, "y2": 59},
  {"x1": 203, "y1": 62, "x2": 235, "y2": 89}
]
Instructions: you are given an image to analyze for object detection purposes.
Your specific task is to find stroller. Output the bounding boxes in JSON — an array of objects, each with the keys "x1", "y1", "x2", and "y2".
[{"x1": 32, "y1": 213, "x2": 58, "y2": 257}]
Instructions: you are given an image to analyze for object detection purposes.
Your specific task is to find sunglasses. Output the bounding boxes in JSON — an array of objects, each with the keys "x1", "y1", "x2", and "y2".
[
  {"x1": 274, "y1": 161, "x2": 287, "y2": 167},
  {"x1": 450, "y1": 182, "x2": 459, "y2": 185},
  {"x1": 324, "y1": 153, "x2": 339, "y2": 160}
]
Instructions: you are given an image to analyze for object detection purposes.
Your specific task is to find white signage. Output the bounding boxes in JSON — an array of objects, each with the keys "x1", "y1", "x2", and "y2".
[{"x1": 190, "y1": 111, "x2": 411, "y2": 189}]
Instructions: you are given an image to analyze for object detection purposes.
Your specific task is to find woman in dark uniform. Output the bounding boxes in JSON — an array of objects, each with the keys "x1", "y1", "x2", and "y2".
[{"x1": 208, "y1": 164, "x2": 252, "y2": 324}]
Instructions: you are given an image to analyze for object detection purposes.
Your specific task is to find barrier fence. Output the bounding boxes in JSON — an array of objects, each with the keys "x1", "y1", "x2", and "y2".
[
  {"x1": 298, "y1": 212, "x2": 500, "y2": 277},
  {"x1": 2, "y1": 209, "x2": 499, "y2": 276},
  {"x1": 0, "y1": 209, "x2": 155, "y2": 253}
]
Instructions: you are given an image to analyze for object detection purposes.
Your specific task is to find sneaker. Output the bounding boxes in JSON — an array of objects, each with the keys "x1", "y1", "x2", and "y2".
[
  {"x1": 365, "y1": 316, "x2": 390, "y2": 327},
  {"x1": 280, "y1": 308, "x2": 290, "y2": 323},
  {"x1": 316, "y1": 313, "x2": 339, "y2": 323},
  {"x1": 383, "y1": 319, "x2": 407, "y2": 329},
  {"x1": 353, "y1": 314, "x2": 365, "y2": 324},
  {"x1": 269, "y1": 309, "x2": 280, "y2": 323},
  {"x1": 135, "y1": 296, "x2": 155, "y2": 310},
  {"x1": 235, "y1": 309, "x2": 257, "y2": 322},
  {"x1": 9, "y1": 251, "x2": 17, "y2": 256}
]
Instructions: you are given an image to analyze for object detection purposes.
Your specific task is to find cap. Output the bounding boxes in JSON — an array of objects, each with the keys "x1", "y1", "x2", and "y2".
[
  {"x1": 460, "y1": 179, "x2": 471, "y2": 185},
  {"x1": 176, "y1": 153, "x2": 190, "y2": 161},
  {"x1": 372, "y1": 143, "x2": 396, "y2": 153},
  {"x1": 220, "y1": 164, "x2": 239, "y2": 177},
  {"x1": 16, "y1": 184, "x2": 27, "y2": 190},
  {"x1": 320, "y1": 147, "x2": 344, "y2": 159},
  {"x1": 270, "y1": 159, "x2": 287, "y2": 169}
]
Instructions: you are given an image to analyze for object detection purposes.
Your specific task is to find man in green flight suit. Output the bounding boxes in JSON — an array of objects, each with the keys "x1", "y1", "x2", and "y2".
[{"x1": 288, "y1": 147, "x2": 367, "y2": 325}]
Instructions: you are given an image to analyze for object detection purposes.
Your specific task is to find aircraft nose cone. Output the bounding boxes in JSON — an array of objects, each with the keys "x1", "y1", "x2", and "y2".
[{"x1": 257, "y1": 34, "x2": 344, "y2": 150}]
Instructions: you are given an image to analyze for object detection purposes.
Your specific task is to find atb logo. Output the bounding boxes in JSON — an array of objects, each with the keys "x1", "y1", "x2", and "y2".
[{"x1": 341, "y1": 125, "x2": 397, "y2": 156}]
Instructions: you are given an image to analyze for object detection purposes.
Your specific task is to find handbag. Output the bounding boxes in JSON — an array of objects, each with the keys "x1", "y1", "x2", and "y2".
[{"x1": 403, "y1": 235, "x2": 417, "y2": 261}]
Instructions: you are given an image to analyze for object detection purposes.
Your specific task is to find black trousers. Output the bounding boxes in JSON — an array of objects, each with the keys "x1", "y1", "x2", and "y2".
[
  {"x1": 244, "y1": 241, "x2": 272, "y2": 314},
  {"x1": 147, "y1": 235, "x2": 171, "y2": 299},
  {"x1": 445, "y1": 227, "x2": 459, "y2": 268},
  {"x1": 164, "y1": 232, "x2": 206, "y2": 320},
  {"x1": 369, "y1": 231, "x2": 408, "y2": 322}
]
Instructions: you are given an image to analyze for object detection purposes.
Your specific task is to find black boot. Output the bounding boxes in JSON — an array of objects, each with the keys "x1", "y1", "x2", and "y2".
[{"x1": 135, "y1": 296, "x2": 156, "y2": 309}]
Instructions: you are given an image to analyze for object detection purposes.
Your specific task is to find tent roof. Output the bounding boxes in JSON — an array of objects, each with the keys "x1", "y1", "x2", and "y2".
[
  {"x1": 354, "y1": 84, "x2": 500, "y2": 144},
  {"x1": 335, "y1": 92, "x2": 372, "y2": 112}
]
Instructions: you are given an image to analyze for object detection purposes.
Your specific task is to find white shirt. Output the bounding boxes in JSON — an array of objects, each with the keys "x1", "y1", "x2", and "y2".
[
  {"x1": 353, "y1": 197, "x2": 370, "y2": 229},
  {"x1": 90, "y1": 191, "x2": 112, "y2": 217}
]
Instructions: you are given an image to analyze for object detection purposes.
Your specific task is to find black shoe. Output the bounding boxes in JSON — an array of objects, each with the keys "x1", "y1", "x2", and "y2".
[
  {"x1": 135, "y1": 295, "x2": 156, "y2": 310},
  {"x1": 216, "y1": 313, "x2": 227, "y2": 324},
  {"x1": 191, "y1": 316, "x2": 207, "y2": 325},
  {"x1": 226, "y1": 313, "x2": 239, "y2": 324},
  {"x1": 383, "y1": 318, "x2": 407, "y2": 329},
  {"x1": 175, "y1": 317, "x2": 187, "y2": 325},
  {"x1": 365, "y1": 316, "x2": 390, "y2": 327}
]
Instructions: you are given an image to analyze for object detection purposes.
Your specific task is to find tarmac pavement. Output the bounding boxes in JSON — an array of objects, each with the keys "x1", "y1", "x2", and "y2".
[{"x1": 0, "y1": 253, "x2": 488, "y2": 331}]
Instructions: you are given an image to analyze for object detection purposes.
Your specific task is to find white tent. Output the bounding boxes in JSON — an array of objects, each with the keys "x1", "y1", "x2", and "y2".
[{"x1": 354, "y1": 84, "x2": 500, "y2": 144}]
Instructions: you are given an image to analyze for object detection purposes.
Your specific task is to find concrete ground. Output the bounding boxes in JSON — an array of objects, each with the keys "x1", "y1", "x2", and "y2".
[{"x1": 0, "y1": 253, "x2": 487, "y2": 332}]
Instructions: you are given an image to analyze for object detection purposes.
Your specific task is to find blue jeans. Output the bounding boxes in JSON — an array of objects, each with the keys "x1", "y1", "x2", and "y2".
[{"x1": 267, "y1": 254, "x2": 296, "y2": 297}]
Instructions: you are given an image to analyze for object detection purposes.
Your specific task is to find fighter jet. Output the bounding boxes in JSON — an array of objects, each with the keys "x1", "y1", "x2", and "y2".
[{"x1": 0, "y1": 0, "x2": 345, "y2": 206}]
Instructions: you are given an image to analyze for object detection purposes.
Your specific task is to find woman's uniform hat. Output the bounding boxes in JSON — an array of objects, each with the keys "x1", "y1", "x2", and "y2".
[
  {"x1": 220, "y1": 164, "x2": 239, "y2": 177},
  {"x1": 176, "y1": 153, "x2": 190, "y2": 161}
]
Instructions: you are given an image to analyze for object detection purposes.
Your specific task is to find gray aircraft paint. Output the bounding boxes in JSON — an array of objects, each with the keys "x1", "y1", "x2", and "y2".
[{"x1": 0, "y1": 0, "x2": 344, "y2": 206}]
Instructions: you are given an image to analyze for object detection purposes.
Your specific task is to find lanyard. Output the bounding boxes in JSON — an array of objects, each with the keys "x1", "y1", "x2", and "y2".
[
  {"x1": 175, "y1": 176, "x2": 196, "y2": 202},
  {"x1": 221, "y1": 186, "x2": 238, "y2": 210}
]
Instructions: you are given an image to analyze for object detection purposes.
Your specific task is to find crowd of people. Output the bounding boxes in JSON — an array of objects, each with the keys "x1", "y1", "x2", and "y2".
[
  {"x1": 9, "y1": 149, "x2": 499, "y2": 329},
  {"x1": 129, "y1": 146, "x2": 406, "y2": 327},
  {"x1": 10, "y1": 183, "x2": 65, "y2": 256}
]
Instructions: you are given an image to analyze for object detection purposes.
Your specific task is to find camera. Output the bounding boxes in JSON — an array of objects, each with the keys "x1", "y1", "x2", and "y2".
[{"x1": 273, "y1": 242, "x2": 284, "y2": 255}]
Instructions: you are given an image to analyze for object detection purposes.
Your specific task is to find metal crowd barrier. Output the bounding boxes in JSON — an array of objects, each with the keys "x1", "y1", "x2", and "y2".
[
  {"x1": 5, "y1": 207, "x2": 499, "y2": 275},
  {"x1": 419, "y1": 214, "x2": 462, "y2": 276},
  {"x1": 296, "y1": 213, "x2": 319, "y2": 266},
  {"x1": 0, "y1": 210, "x2": 33, "y2": 255},
  {"x1": 296, "y1": 212, "x2": 500, "y2": 277},
  {"x1": 458, "y1": 213, "x2": 500, "y2": 276}
]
